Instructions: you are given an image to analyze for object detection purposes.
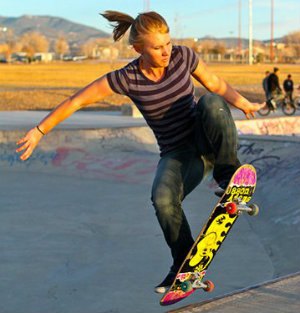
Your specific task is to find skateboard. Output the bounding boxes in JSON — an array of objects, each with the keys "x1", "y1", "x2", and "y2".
[{"x1": 160, "y1": 164, "x2": 259, "y2": 306}]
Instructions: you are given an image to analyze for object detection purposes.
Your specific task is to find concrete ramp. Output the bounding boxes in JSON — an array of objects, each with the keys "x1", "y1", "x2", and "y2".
[
  {"x1": 168, "y1": 273, "x2": 300, "y2": 313},
  {"x1": 0, "y1": 127, "x2": 299, "y2": 313},
  {"x1": 237, "y1": 135, "x2": 299, "y2": 277}
]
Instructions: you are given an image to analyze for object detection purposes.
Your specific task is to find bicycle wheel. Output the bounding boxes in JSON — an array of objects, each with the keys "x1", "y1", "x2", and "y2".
[
  {"x1": 294, "y1": 97, "x2": 300, "y2": 109},
  {"x1": 258, "y1": 104, "x2": 271, "y2": 116},
  {"x1": 282, "y1": 101, "x2": 296, "y2": 116}
]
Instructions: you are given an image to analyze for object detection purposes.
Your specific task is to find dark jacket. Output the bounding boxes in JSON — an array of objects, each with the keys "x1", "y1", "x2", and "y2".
[
  {"x1": 262, "y1": 76, "x2": 269, "y2": 93},
  {"x1": 283, "y1": 79, "x2": 293, "y2": 92},
  {"x1": 267, "y1": 73, "x2": 281, "y2": 92}
]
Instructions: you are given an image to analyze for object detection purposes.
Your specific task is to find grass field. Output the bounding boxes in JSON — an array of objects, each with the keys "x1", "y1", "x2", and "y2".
[{"x1": 0, "y1": 61, "x2": 299, "y2": 111}]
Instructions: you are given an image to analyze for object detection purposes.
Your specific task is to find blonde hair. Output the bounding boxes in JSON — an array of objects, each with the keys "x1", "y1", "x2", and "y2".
[{"x1": 100, "y1": 11, "x2": 169, "y2": 45}]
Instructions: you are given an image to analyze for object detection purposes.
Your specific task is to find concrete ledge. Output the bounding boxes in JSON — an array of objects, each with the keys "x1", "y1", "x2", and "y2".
[
  {"x1": 121, "y1": 103, "x2": 143, "y2": 118},
  {"x1": 235, "y1": 116, "x2": 300, "y2": 136},
  {"x1": 169, "y1": 272, "x2": 300, "y2": 313}
]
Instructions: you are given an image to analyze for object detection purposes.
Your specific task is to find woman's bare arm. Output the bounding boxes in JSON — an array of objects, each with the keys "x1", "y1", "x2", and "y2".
[
  {"x1": 16, "y1": 75, "x2": 114, "y2": 160},
  {"x1": 192, "y1": 59, "x2": 265, "y2": 119},
  {"x1": 36, "y1": 75, "x2": 113, "y2": 134}
]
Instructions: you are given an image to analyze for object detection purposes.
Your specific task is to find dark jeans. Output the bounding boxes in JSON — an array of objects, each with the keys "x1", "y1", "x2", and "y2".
[
  {"x1": 285, "y1": 91, "x2": 293, "y2": 104},
  {"x1": 270, "y1": 89, "x2": 284, "y2": 108},
  {"x1": 151, "y1": 93, "x2": 241, "y2": 271}
]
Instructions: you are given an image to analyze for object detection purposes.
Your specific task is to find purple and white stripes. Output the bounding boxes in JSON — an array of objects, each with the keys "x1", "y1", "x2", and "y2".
[{"x1": 107, "y1": 45, "x2": 199, "y2": 155}]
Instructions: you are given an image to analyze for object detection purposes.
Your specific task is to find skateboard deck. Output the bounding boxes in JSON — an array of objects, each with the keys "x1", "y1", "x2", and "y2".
[{"x1": 160, "y1": 164, "x2": 258, "y2": 306}]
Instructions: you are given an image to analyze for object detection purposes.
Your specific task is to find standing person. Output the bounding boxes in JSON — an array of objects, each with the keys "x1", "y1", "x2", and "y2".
[
  {"x1": 16, "y1": 11, "x2": 264, "y2": 294},
  {"x1": 267, "y1": 67, "x2": 283, "y2": 109},
  {"x1": 262, "y1": 70, "x2": 270, "y2": 101},
  {"x1": 283, "y1": 74, "x2": 294, "y2": 104}
]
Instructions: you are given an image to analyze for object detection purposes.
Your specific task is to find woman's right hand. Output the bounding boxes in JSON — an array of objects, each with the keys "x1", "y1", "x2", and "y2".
[{"x1": 16, "y1": 127, "x2": 44, "y2": 161}]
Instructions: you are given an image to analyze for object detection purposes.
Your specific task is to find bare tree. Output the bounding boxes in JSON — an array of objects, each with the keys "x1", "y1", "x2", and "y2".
[
  {"x1": 212, "y1": 42, "x2": 226, "y2": 55},
  {"x1": 80, "y1": 39, "x2": 96, "y2": 58},
  {"x1": 54, "y1": 35, "x2": 69, "y2": 60},
  {"x1": 283, "y1": 31, "x2": 300, "y2": 58},
  {"x1": 19, "y1": 32, "x2": 49, "y2": 60},
  {"x1": 0, "y1": 29, "x2": 21, "y2": 62},
  {"x1": 199, "y1": 40, "x2": 215, "y2": 54}
]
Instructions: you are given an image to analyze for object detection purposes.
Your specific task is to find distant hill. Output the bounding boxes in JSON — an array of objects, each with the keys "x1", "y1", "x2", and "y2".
[
  {"x1": 0, "y1": 14, "x2": 284, "y2": 48},
  {"x1": 0, "y1": 15, "x2": 109, "y2": 44}
]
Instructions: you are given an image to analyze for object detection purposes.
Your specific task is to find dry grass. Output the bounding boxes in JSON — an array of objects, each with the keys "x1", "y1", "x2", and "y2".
[
  {"x1": 0, "y1": 61, "x2": 299, "y2": 111},
  {"x1": 206, "y1": 63, "x2": 300, "y2": 86},
  {"x1": 0, "y1": 62, "x2": 126, "y2": 88}
]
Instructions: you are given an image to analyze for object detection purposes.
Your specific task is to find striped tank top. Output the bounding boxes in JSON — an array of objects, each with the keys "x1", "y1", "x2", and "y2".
[{"x1": 106, "y1": 45, "x2": 199, "y2": 155}]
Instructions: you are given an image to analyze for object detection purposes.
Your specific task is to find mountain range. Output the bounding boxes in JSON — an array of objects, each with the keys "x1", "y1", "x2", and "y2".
[
  {"x1": 0, "y1": 14, "x2": 282, "y2": 47},
  {"x1": 0, "y1": 15, "x2": 109, "y2": 44}
]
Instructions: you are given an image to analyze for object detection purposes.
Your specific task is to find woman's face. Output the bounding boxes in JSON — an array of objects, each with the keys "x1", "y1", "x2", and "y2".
[{"x1": 135, "y1": 32, "x2": 172, "y2": 68}]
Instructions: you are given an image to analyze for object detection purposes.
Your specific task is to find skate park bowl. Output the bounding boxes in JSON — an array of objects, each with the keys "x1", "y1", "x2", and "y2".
[{"x1": 0, "y1": 116, "x2": 299, "y2": 313}]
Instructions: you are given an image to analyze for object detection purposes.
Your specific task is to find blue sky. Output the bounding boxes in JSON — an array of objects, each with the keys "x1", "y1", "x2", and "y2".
[{"x1": 0, "y1": 0, "x2": 299, "y2": 40}]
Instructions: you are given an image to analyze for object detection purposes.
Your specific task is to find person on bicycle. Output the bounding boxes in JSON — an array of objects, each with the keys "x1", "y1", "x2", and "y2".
[
  {"x1": 267, "y1": 67, "x2": 283, "y2": 110},
  {"x1": 283, "y1": 74, "x2": 294, "y2": 104},
  {"x1": 262, "y1": 71, "x2": 270, "y2": 101}
]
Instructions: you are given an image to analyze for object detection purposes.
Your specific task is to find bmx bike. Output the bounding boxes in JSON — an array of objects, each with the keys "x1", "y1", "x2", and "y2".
[
  {"x1": 258, "y1": 97, "x2": 296, "y2": 116},
  {"x1": 294, "y1": 96, "x2": 300, "y2": 110}
]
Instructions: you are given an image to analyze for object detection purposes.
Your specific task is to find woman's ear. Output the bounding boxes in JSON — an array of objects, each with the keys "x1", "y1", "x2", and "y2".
[{"x1": 133, "y1": 44, "x2": 142, "y2": 54}]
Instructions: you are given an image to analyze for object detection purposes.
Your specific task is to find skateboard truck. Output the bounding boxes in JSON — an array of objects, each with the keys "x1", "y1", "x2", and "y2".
[
  {"x1": 225, "y1": 201, "x2": 259, "y2": 216},
  {"x1": 180, "y1": 273, "x2": 214, "y2": 293}
]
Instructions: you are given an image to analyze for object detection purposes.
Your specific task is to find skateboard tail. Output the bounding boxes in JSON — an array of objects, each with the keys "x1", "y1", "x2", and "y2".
[
  {"x1": 160, "y1": 271, "x2": 207, "y2": 306},
  {"x1": 160, "y1": 290, "x2": 195, "y2": 306}
]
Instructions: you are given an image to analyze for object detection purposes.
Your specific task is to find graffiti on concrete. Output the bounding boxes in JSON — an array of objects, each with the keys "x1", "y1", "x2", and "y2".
[
  {"x1": 51, "y1": 146, "x2": 157, "y2": 183},
  {"x1": 238, "y1": 141, "x2": 299, "y2": 181},
  {"x1": 0, "y1": 145, "x2": 56, "y2": 167},
  {"x1": 1, "y1": 138, "x2": 298, "y2": 184},
  {"x1": 0, "y1": 144, "x2": 157, "y2": 184},
  {"x1": 206, "y1": 139, "x2": 299, "y2": 191}
]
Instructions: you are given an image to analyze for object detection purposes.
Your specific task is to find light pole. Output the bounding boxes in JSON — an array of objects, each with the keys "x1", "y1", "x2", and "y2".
[
  {"x1": 238, "y1": 0, "x2": 242, "y2": 55},
  {"x1": 248, "y1": 0, "x2": 253, "y2": 65},
  {"x1": 144, "y1": 0, "x2": 150, "y2": 12},
  {"x1": 270, "y1": 0, "x2": 274, "y2": 62}
]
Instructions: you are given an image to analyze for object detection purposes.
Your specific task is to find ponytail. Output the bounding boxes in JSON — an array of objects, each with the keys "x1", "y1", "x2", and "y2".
[
  {"x1": 100, "y1": 10, "x2": 169, "y2": 45},
  {"x1": 100, "y1": 11, "x2": 135, "y2": 42}
]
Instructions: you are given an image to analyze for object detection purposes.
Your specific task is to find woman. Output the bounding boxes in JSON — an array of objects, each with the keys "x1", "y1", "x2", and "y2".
[{"x1": 16, "y1": 11, "x2": 264, "y2": 293}]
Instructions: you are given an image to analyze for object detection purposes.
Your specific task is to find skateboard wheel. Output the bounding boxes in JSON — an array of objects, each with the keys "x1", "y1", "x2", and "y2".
[
  {"x1": 225, "y1": 202, "x2": 238, "y2": 215},
  {"x1": 181, "y1": 281, "x2": 193, "y2": 292},
  {"x1": 248, "y1": 203, "x2": 259, "y2": 216},
  {"x1": 203, "y1": 280, "x2": 214, "y2": 292}
]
